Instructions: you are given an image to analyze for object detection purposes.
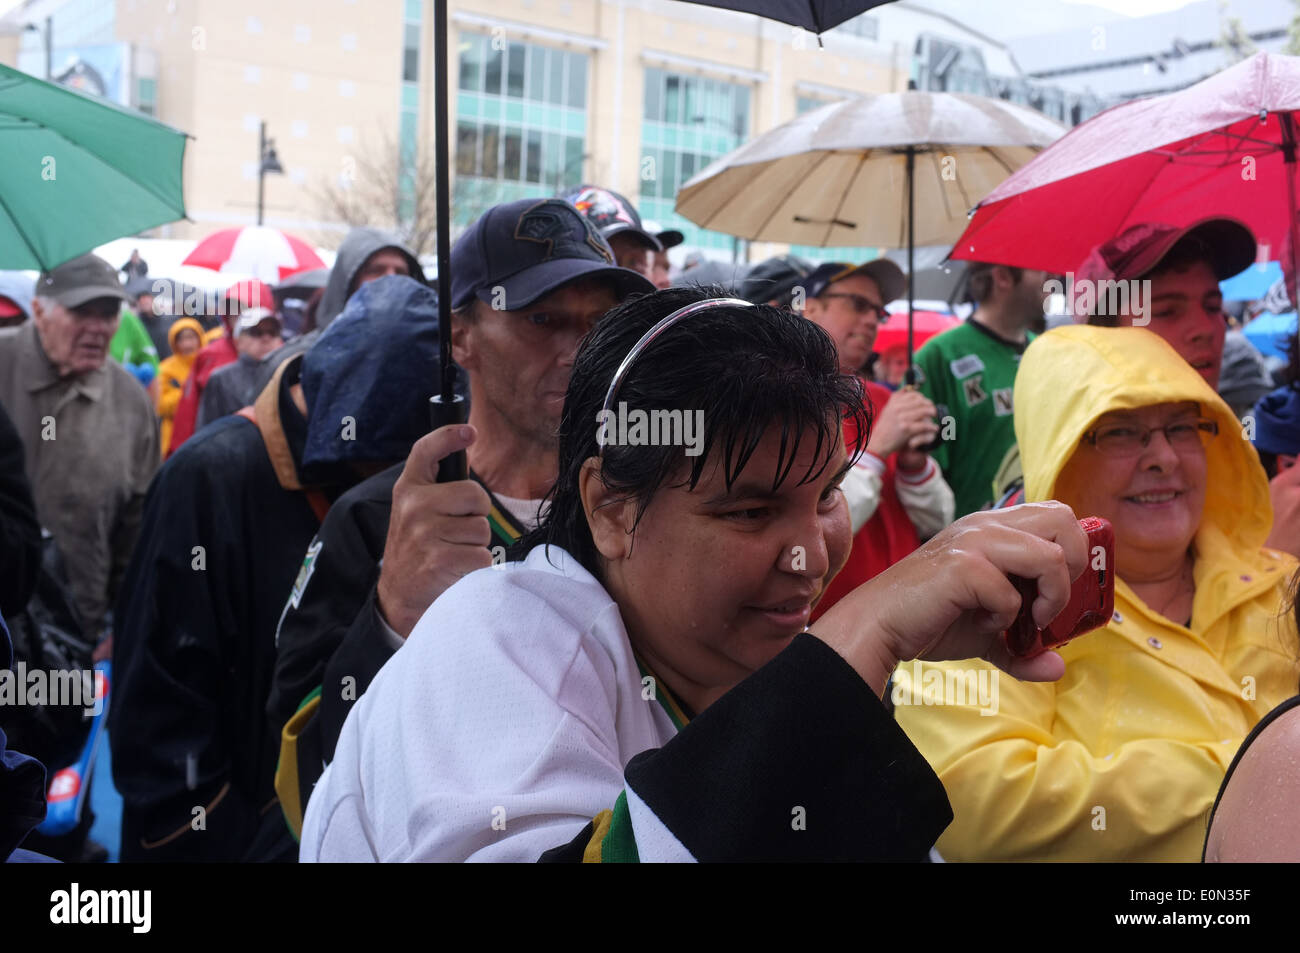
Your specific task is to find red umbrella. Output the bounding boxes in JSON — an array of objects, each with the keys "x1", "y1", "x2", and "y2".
[
  {"x1": 183, "y1": 225, "x2": 326, "y2": 285},
  {"x1": 952, "y1": 53, "x2": 1300, "y2": 283},
  {"x1": 873, "y1": 308, "x2": 958, "y2": 354}
]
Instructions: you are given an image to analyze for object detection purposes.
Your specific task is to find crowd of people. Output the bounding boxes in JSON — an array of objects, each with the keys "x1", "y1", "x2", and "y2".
[{"x1": 2, "y1": 178, "x2": 1300, "y2": 864}]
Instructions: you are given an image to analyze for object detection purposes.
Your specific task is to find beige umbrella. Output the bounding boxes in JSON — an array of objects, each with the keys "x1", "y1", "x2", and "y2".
[
  {"x1": 675, "y1": 89, "x2": 1064, "y2": 375},
  {"x1": 676, "y1": 91, "x2": 1065, "y2": 248}
]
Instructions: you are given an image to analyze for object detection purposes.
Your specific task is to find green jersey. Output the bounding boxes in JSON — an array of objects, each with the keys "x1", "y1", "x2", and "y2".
[{"x1": 914, "y1": 319, "x2": 1033, "y2": 518}]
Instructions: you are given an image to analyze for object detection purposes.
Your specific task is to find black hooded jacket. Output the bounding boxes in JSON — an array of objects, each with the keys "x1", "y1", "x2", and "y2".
[{"x1": 110, "y1": 277, "x2": 440, "y2": 863}]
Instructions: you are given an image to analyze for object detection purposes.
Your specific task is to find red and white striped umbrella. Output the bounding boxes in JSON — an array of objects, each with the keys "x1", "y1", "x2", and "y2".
[{"x1": 183, "y1": 226, "x2": 326, "y2": 284}]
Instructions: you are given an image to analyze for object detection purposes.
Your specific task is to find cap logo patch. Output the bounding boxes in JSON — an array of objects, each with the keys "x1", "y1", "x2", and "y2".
[
  {"x1": 515, "y1": 201, "x2": 613, "y2": 263},
  {"x1": 570, "y1": 187, "x2": 636, "y2": 230}
]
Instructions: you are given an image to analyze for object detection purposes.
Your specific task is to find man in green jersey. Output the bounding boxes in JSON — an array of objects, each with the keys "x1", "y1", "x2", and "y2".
[{"x1": 914, "y1": 262, "x2": 1051, "y2": 517}]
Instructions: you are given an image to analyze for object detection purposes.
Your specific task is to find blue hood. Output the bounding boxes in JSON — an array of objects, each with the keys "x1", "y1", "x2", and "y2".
[{"x1": 300, "y1": 275, "x2": 461, "y2": 472}]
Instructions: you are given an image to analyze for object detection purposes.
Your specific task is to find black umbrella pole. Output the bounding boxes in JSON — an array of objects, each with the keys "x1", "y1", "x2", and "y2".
[
  {"x1": 430, "y1": 0, "x2": 468, "y2": 482},
  {"x1": 904, "y1": 145, "x2": 916, "y2": 386}
]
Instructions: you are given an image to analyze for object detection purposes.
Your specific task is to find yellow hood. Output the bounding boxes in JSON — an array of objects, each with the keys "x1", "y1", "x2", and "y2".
[{"x1": 1014, "y1": 325, "x2": 1272, "y2": 556}]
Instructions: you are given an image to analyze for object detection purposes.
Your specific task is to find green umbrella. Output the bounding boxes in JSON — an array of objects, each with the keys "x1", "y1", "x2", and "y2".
[{"x1": 0, "y1": 62, "x2": 187, "y2": 270}]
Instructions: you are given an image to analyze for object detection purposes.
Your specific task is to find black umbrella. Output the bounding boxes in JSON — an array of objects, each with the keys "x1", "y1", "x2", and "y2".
[
  {"x1": 429, "y1": 0, "x2": 899, "y2": 480},
  {"x1": 677, "y1": 0, "x2": 896, "y2": 35}
]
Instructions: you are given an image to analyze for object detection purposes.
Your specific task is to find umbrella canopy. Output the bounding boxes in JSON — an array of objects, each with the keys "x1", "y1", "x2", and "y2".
[
  {"x1": 675, "y1": 92, "x2": 1065, "y2": 247},
  {"x1": 873, "y1": 309, "x2": 959, "y2": 354},
  {"x1": 274, "y1": 267, "x2": 331, "y2": 295},
  {"x1": 954, "y1": 53, "x2": 1300, "y2": 275},
  {"x1": 0, "y1": 63, "x2": 187, "y2": 270},
  {"x1": 1221, "y1": 261, "x2": 1282, "y2": 301},
  {"x1": 1243, "y1": 310, "x2": 1298, "y2": 361},
  {"x1": 183, "y1": 226, "x2": 326, "y2": 285},
  {"x1": 676, "y1": 0, "x2": 895, "y2": 34}
]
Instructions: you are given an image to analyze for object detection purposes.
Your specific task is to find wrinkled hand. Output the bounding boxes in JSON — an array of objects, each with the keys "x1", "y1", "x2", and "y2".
[
  {"x1": 1264, "y1": 462, "x2": 1300, "y2": 558},
  {"x1": 810, "y1": 502, "x2": 1088, "y2": 694},
  {"x1": 375, "y1": 425, "x2": 493, "y2": 638},
  {"x1": 865, "y1": 388, "x2": 939, "y2": 459}
]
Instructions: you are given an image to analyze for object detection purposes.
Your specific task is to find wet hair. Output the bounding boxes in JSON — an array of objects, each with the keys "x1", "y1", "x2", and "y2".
[
  {"x1": 516, "y1": 285, "x2": 869, "y2": 578},
  {"x1": 967, "y1": 264, "x2": 1023, "y2": 305}
]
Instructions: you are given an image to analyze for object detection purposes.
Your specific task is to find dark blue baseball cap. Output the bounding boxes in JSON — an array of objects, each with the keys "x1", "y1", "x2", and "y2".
[{"x1": 451, "y1": 198, "x2": 655, "y2": 311}]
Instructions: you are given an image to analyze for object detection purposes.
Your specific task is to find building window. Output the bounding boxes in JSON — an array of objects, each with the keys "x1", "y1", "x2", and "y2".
[
  {"x1": 136, "y1": 77, "x2": 156, "y2": 116},
  {"x1": 454, "y1": 32, "x2": 590, "y2": 225},
  {"x1": 639, "y1": 67, "x2": 751, "y2": 252},
  {"x1": 399, "y1": 7, "x2": 423, "y2": 222}
]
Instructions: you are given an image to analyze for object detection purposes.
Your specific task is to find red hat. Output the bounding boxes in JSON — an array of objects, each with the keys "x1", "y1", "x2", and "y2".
[{"x1": 1073, "y1": 217, "x2": 1255, "y2": 318}]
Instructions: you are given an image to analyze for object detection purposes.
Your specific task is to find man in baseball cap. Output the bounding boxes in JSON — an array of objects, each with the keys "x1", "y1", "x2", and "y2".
[
  {"x1": 265, "y1": 198, "x2": 655, "y2": 831},
  {"x1": 563, "y1": 185, "x2": 662, "y2": 282},
  {"x1": 741, "y1": 254, "x2": 815, "y2": 309},
  {"x1": 643, "y1": 219, "x2": 684, "y2": 290},
  {"x1": 1080, "y1": 217, "x2": 1256, "y2": 388},
  {"x1": 0, "y1": 252, "x2": 157, "y2": 641},
  {"x1": 799, "y1": 258, "x2": 906, "y2": 376}
]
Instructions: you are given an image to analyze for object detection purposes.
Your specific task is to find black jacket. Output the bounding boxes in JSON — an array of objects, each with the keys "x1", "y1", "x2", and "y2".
[
  {"x1": 268, "y1": 467, "x2": 528, "y2": 761},
  {"x1": 0, "y1": 402, "x2": 40, "y2": 619},
  {"x1": 111, "y1": 357, "x2": 330, "y2": 862},
  {"x1": 112, "y1": 276, "x2": 447, "y2": 862}
]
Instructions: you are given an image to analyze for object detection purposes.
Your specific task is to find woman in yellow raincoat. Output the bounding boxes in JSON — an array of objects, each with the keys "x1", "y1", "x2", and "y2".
[
  {"x1": 895, "y1": 325, "x2": 1300, "y2": 862},
  {"x1": 155, "y1": 318, "x2": 204, "y2": 456}
]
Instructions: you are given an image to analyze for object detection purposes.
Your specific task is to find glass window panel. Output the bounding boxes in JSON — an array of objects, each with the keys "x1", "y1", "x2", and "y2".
[
  {"x1": 507, "y1": 43, "x2": 526, "y2": 98},
  {"x1": 504, "y1": 130, "x2": 522, "y2": 180},
  {"x1": 481, "y1": 124, "x2": 500, "y2": 178},
  {"x1": 527, "y1": 45, "x2": 545, "y2": 102},
  {"x1": 644, "y1": 69, "x2": 659, "y2": 120},
  {"x1": 664, "y1": 75, "x2": 680, "y2": 125},
  {"x1": 404, "y1": 23, "x2": 420, "y2": 82},
  {"x1": 542, "y1": 131, "x2": 563, "y2": 186},
  {"x1": 567, "y1": 54, "x2": 587, "y2": 109},
  {"x1": 456, "y1": 122, "x2": 478, "y2": 175},
  {"x1": 734, "y1": 87, "x2": 750, "y2": 137},
  {"x1": 548, "y1": 47, "x2": 565, "y2": 105},
  {"x1": 525, "y1": 129, "x2": 542, "y2": 183},
  {"x1": 459, "y1": 34, "x2": 482, "y2": 91},
  {"x1": 638, "y1": 147, "x2": 657, "y2": 198},
  {"x1": 505, "y1": 101, "x2": 523, "y2": 122},
  {"x1": 485, "y1": 43, "x2": 503, "y2": 96},
  {"x1": 564, "y1": 136, "x2": 584, "y2": 188},
  {"x1": 681, "y1": 152, "x2": 696, "y2": 183},
  {"x1": 661, "y1": 149, "x2": 678, "y2": 197},
  {"x1": 405, "y1": 0, "x2": 422, "y2": 21}
]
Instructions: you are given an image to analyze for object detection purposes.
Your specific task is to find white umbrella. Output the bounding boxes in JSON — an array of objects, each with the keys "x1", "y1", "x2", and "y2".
[
  {"x1": 677, "y1": 92, "x2": 1065, "y2": 247},
  {"x1": 675, "y1": 90, "x2": 1065, "y2": 374}
]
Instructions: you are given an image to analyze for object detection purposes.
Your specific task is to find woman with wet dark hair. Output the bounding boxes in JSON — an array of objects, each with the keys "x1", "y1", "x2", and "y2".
[{"x1": 301, "y1": 286, "x2": 1089, "y2": 862}]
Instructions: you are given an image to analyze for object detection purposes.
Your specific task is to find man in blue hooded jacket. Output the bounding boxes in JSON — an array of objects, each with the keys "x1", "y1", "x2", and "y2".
[{"x1": 110, "y1": 275, "x2": 448, "y2": 863}]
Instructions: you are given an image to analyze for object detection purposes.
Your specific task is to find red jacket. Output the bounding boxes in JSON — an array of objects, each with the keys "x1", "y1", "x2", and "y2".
[
  {"x1": 814, "y1": 381, "x2": 925, "y2": 619},
  {"x1": 166, "y1": 336, "x2": 238, "y2": 457}
]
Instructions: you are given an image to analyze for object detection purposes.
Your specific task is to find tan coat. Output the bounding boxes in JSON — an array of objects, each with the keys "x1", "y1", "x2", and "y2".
[{"x1": 0, "y1": 322, "x2": 159, "y2": 632}]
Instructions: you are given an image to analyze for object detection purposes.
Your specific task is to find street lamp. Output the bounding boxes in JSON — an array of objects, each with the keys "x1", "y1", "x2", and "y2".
[
  {"x1": 23, "y1": 17, "x2": 52, "y2": 80},
  {"x1": 257, "y1": 121, "x2": 283, "y2": 226}
]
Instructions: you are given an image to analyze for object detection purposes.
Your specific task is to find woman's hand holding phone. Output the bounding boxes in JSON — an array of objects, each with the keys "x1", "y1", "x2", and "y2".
[{"x1": 809, "y1": 502, "x2": 1089, "y2": 697}]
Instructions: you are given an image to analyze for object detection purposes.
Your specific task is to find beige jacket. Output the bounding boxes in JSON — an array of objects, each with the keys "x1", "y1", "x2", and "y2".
[{"x1": 0, "y1": 322, "x2": 159, "y2": 632}]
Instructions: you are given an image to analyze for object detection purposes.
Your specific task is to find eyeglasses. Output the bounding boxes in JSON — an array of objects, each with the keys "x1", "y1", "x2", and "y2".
[
  {"x1": 1082, "y1": 417, "x2": 1219, "y2": 457},
  {"x1": 820, "y1": 292, "x2": 888, "y2": 323}
]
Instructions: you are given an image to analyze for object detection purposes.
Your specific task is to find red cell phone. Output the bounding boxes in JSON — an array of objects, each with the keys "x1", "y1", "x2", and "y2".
[{"x1": 1005, "y1": 517, "x2": 1115, "y2": 658}]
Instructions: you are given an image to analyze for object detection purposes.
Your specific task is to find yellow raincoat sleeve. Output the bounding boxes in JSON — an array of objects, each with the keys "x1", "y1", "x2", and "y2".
[{"x1": 894, "y1": 659, "x2": 1233, "y2": 862}]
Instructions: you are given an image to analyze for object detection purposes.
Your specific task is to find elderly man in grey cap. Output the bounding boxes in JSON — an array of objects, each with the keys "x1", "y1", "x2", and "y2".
[{"x1": 0, "y1": 253, "x2": 159, "y2": 643}]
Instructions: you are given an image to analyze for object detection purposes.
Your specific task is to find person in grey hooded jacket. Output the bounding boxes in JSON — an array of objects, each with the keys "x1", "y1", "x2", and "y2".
[{"x1": 234, "y1": 228, "x2": 425, "y2": 411}]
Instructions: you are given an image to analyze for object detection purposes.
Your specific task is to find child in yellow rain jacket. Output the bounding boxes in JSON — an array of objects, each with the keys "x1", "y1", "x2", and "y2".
[{"x1": 156, "y1": 318, "x2": 204, "y2": 456}]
